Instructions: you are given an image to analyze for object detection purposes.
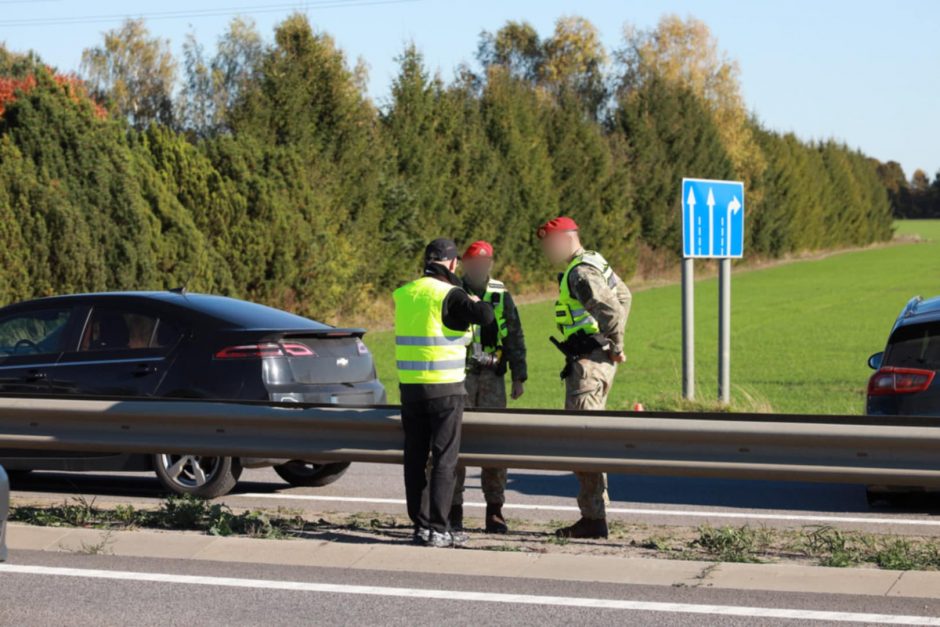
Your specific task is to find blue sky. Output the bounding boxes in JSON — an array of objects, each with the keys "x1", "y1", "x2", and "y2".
[{"x1": 2, "y1": 0, "x2": 937, "y2": 177}]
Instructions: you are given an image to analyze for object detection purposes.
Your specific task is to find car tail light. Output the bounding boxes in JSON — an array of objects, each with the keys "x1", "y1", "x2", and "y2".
[
  {"x1": 356, "y1": 339, "x2": 369, "y2": 355},
  {"x1": 215, "y1": 342, "x2": 316, "y2": 359},
  {"x1": 281, "y1": 342, "x2": 315, "y2": 357},
  {"x1": 867, "y1": 367, "x2": 935, "y2": 396}
]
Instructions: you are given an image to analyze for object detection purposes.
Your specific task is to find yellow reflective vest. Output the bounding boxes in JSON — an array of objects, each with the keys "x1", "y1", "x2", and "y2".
[
  {"x1": 554, "y1": 250, "x2": 614, "y2": 339},
  {"x1": 471, "y1": 278, "x2": 508, "y2": 353},
  {"x1": 393, "y1": 276, "x2": 471, "y2": 384}
]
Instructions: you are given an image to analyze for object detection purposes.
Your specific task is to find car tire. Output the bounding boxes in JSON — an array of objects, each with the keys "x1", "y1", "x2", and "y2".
[
  {"x1": 274, "y1": 461, "x2": 350, "y2": 487},
  {"x1": 153, "y1": 454, "x2": 242, "y2": 498}
]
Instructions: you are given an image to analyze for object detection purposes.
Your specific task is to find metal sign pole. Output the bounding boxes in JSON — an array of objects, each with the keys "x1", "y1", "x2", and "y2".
[
  {"x1": 681, "y1": 258, "x2": 695, "y2": 400},
  {"x1": 682, "y1": 178, "x2": 742, "y2": 405},
  {"x1": 718, "y1": 258, "x2": 731, "y2": 404}
]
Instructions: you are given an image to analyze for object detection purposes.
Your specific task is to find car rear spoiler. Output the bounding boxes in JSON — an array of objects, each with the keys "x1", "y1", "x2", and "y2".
[
  {"x1": 892, "y1": 296, "x2": 923, "y2": 332},
  {"x1": 256, "y1": 328, "x2": 368, "y2": 340}
]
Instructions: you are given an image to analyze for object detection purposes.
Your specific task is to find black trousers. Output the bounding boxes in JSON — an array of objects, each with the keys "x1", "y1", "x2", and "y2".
[{"x1": 401, "y1": 394, "x2": 465, "y2": 533}]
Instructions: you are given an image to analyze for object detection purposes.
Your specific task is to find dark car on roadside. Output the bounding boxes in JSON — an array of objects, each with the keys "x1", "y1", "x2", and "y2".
[
  {"x1": 0, "y1": 290, "x2": 385, "y2": 498},
  {"x1": 866, "y1": 295, "x2": 940, "y2": 502},
  {"x1": 867, "y1": 296, "x2": 940, "y2": 415}
]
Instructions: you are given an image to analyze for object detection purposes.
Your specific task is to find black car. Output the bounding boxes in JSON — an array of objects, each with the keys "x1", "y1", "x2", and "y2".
[
  {"x1": 867, "y1": 295, "x2": 940, "y2": 415},
  {"x1": 0, "y1": 290, "x2": 385, "y2": 497},
  {"x1": 866, "y1": 295, "x2": 940, "y2": 502}
]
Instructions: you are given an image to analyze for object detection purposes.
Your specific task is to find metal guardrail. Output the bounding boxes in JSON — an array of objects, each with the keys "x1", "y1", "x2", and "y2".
[{"x1": 0, "y1": 396, "x2": 939, "y2": 486}]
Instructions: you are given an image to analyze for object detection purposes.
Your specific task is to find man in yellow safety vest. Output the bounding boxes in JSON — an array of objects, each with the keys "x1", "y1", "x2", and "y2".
[{"x1": 393, "y1": 238, "x2": 495, "y2": 548}]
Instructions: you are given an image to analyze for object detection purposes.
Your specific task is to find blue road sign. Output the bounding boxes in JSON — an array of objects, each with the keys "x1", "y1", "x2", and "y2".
[{"x1": 681, "y1": 178, "x2": 745, "y2": 258}]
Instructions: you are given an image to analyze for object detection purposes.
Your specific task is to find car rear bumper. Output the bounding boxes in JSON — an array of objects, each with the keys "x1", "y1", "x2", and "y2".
[
  {"x1": 267, "y1": 379, "x2": 387, "y2": 405},
  {"x1": 867, "y1": 394, "x2": 940, "y2": 416}
]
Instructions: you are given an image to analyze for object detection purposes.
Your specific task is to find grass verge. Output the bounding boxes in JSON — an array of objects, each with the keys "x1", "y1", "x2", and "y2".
[{"x1": 11, "y1": 496, "x2": 940, "y2": 571}]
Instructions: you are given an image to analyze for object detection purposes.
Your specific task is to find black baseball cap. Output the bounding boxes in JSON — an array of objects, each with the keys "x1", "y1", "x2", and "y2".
[{"x1": 424, "y1": 238, "x2": 459, "y2": 262}]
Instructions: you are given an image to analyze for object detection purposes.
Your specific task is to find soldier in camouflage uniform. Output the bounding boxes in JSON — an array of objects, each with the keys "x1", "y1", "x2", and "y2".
[
  {"x1": 450, "y1": 240, "x2": 527, "y2": 533},
  {"x1": 537, "y1": 217, "x2": 631, "y2": 539}
]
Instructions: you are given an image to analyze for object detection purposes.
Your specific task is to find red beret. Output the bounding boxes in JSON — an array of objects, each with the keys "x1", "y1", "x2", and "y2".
[
  {"x1": 463, "y1": 240, "x2": 494, "y2": 259},
  {"x1": 536, "y1": 216, "x2": 579, "y2": 239}
]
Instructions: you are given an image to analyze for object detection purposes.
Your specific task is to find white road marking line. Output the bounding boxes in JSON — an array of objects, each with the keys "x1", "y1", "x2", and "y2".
[
  {"x1": 0, "y1": 564, "x2": 937, "y2": 625},
  {"x1": 235, "y1": 493, "x2": 940, "y2": 527}
]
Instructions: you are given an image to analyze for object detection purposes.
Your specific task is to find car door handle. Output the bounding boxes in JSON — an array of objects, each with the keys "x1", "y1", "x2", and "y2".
[
  {"x1": 133, "y1": 364, "x2": 158, "y2": 377},
  {"x1": 23, "y1": 370, "x2": 47, "y2": 382}
]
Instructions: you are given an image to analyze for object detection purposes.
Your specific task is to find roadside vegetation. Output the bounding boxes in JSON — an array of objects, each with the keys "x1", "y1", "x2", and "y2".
[
  {"x1": 10, "y1": 495, "x2": 297, "y2": 539},
  {"x1": 674, "y1": 524, "x2": 940, "y2": 571},
  {"x1": 0, "y1": 13, "x2": 900, "y2": 323},
  {"x1": 11, "y1": 495, "x2": 940, "y2": 571}
]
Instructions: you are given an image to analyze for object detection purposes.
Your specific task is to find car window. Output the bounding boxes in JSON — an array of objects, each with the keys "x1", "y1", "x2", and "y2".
[
  {"x1": 884, "y1": 322, "x2": 940, "y2": 370},
  {"x1": 152, "y1": 318, "x2": 182, "y2": 348},
  {"x1": 79, "y1": 308, "x2": 181, "y2": 352},
  {"x1": 0, "y1": 309, "x2": 71, "y2": 356}
]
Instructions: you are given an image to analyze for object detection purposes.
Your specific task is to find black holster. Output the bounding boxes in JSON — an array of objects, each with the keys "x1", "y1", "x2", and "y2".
[{"x1": 550, "y1": 332, "x2": 604, "y2": 380}]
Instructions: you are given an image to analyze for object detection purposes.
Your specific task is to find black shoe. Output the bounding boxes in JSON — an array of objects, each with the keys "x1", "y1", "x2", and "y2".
[
  {"x1": 554, "y1": 517, "x2": 608, "y2": 539},
  {"x1": 485, "y1": 504, "x2": 508, "y2": 534},
  {"x1": 449, "y1": 504, "x2": 464, "y2": 531}
]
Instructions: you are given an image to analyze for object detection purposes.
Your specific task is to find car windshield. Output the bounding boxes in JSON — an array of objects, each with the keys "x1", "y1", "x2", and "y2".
[
  {"x1": 884, "y1": 322, "x2": 940, "y2": 370},
  {"x1": 182, "y1": 295, "x2": 329, "y2": 330},
  {"x1": 0, "y1": 309, "x2": 71, "y2": 356}
]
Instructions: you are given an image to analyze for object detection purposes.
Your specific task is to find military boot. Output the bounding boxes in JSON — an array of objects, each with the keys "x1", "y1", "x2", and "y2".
[
  {"x1": 554, "y1": 517, "x2": 608, "y2": 539},
  {"x1": 448, "y1": 504, "x2": 464, "y2": 531},
  {"x1": 485, "y1": 503, "x2": 508, "y2": 534}
]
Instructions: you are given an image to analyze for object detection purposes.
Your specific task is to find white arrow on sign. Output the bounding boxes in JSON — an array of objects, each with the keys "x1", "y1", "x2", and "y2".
[
  {"x1": 706, "y1": 188, "x2": 716, "y2": 255},
  {"x1": 686, "y1": 186, "x2": 696, "y2": 255},
  {"x1": 727, "y1": 195, "x2": 741, "y2": 256}
]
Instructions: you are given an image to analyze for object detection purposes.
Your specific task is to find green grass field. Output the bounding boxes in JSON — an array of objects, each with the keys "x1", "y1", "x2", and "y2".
[{"x1": 366, "y1": 220, "x2": 940, "y2": 414}]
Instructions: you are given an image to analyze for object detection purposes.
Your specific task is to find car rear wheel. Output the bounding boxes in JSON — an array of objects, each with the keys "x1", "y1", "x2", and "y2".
[
  {"x1": 153, "y1": 454, "x2": 242, "y2": 498},
  {"x1": 274, "y1": 461, "x2": 350, "y2": 487}
]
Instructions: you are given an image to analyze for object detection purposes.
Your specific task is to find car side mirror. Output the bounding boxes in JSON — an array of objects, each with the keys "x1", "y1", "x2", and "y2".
[{"x1": 868, "y1": 352, "x2": 883, "y2": 370}]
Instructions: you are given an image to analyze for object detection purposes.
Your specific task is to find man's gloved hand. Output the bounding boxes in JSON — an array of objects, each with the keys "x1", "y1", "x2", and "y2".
[{"x1": 511, "y1": 380, "x2": 525, "y2": 400}]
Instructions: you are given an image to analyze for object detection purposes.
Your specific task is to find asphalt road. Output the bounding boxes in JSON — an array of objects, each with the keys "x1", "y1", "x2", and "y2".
[
  {"x1": 3, "y1": 549, "x2": 940, "y2": 626},
  {"x1": 8, "y1": 463, "x2": 940, "y2": 535}
]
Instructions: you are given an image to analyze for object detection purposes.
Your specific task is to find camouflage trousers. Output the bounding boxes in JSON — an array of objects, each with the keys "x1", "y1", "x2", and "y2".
[
  {"x1": 565, "y1": 349, "x2": 616, "y2": 519},
  {"x1": 452, "y1": 369, "x2": 507, "y2": 507}
]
